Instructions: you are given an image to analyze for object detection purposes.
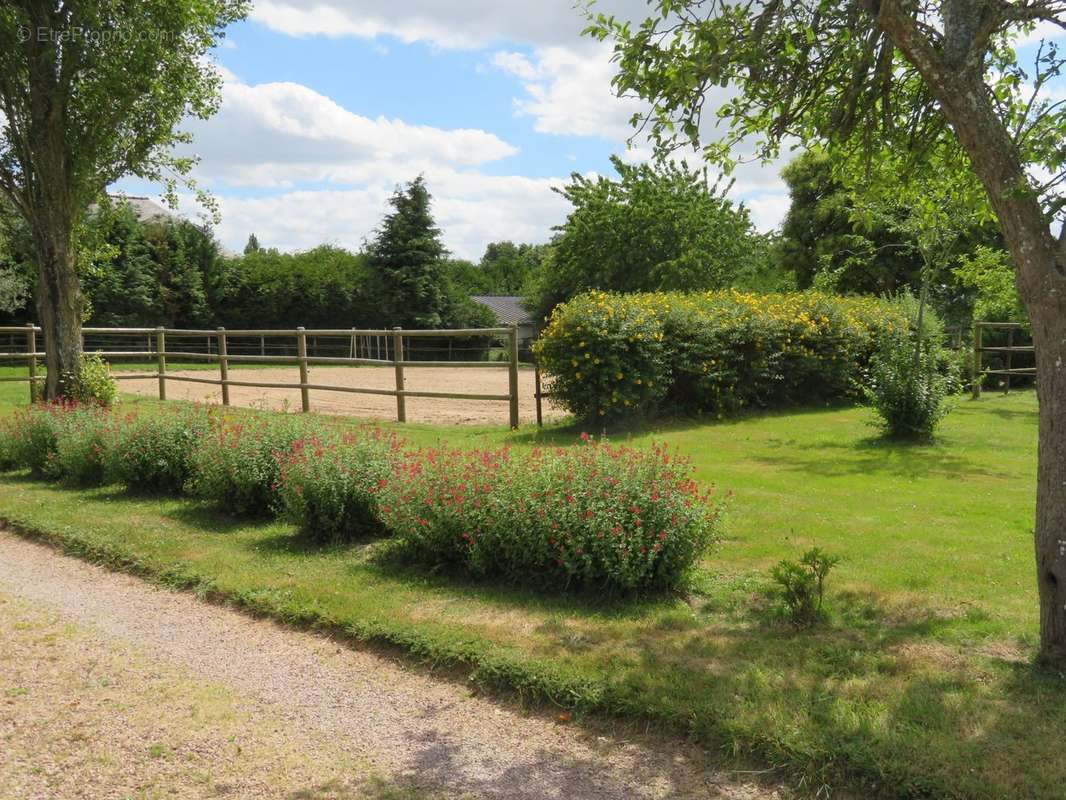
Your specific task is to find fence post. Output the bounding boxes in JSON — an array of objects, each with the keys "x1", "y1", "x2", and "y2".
[
  {"x1": 217, "y1": 327, "x2": 230, "y2": 406},
  {"x1": 971, "y1": 323, "x2": 982, "y2": 400},
  {"x1": 534, "y1": 361, "x2": 544, "y2": 428},
  {"x1": 393, "y1": 326, "x2": 406, "y2": 423},
  {"x1": 156, "y1": 327, "x2": 167, "y2": 401},
  {"x1": 297, "y1": 327, "x2": 310, "y2": 413},
  {"x1": 507, "y1": 324, "x2": 520, "y2": 429},
  {"x1": 25, "y1": 323, "x2": 36, "y2": 403},
  {"x1": 1005, "y1": 327, "x2": 1014, "y2": 395}
]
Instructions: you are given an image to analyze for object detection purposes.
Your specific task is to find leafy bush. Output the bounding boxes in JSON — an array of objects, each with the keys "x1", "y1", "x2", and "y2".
[
  {"x1": 67, "y1": 352, "x2": 118, "y2": 407},
  {"x1": 866, "y1": 333, "x2": 955, "y2": 439},
  {"x1": 106, "y1": 407, "x2": 209, "y2": 493},
  {"x1": 770, "y1": 547, "x2": 840, "y2": 626},
  {"x1": 379, "y1": 436, "x2": 720, "y2": 591},
  {"x1": 274, "y1": 429, "x2": 402, "y2": 542},
  {"x1": 49, "y1": 404, "x2": 115, "y2": 485},
  {"x1": 536, "y1": 290, "x2": 908, "y2": 422},
  {"x1": 187, "y1": 412, "x2": 313, "y2": 515},
  {"x1": 3, "y1": 403, "x2": 63, "y2": 476}
]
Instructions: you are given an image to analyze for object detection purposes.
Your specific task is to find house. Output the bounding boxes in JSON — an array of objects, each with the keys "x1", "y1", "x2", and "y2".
[{"x1": 470, "y1": 295, "x2": 536, "y2": 347}]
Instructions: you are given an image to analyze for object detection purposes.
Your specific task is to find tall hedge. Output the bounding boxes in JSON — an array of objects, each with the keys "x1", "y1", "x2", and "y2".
[{"x1": 535, "y1": 290, "x2": 909, "y2": 421}]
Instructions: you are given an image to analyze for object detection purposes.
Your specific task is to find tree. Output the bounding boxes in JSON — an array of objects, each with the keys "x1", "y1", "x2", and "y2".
[
  {"x1": 588, "y1": 0, "x2": 1066, "y2": 660},
  {"x1": 0, "y1": 198, "x2": 32, "y2": 317},
  {"x1": 366, "y1": 176, "x2": 451, "y2": 328},
  {"x1": 243, "y1": 233, "x2": 261, "y2": 255},
  {"x1": 780, "y1": 151, "x2": 925, "y2": 293},
  {"x1": 528, "y1": 155, "x2": 772, "y2": 320},
  {"x1": 0, "y1": 1, "x2": 246, "y2": 398},
  {"x1": 479, "y1": 241, "x2": 549, "y2": 294}
]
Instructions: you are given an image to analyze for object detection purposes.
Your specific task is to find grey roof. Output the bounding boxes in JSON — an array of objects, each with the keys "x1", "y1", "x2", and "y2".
[
  {"x1": 470, "y1": 295, "x2": 533, "y2": 326},
  {"x1": 108, "y1": 194, "x2": 176, "y2": 223}
]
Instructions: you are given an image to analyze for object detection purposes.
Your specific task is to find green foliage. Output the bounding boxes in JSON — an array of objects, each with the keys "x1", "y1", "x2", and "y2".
[
  {"x1": 379, "y1": 437, "x2": 720, "y2": 591},
  {"x1": 3, "y1": 404, "x2": 62, "y2": 476},
  {"x1": 106, "y1": 408, "x2": 209, "y2": 494},
  {"x1": 527, "y1": 157, "x2": 775, "y2": 320},
  {"x1": 866, "y1": 327, "x2": 955, "y2": 441},
  {"x1": 186, "y1": 412, "x2": 315, "y2": 516},
  {"x1": 954, "y1": 246, "x2": 1027, "y2": 324},
  {"x1": 66, "y1": 353, "x2": 117, "y2": 408},
  {"x1": 536, "y1": 290, "x2": 908, "y2": 422},
  {"x1": 221, "y1": 245, "x2": 379, "y2": 329},
  {"x1": 780, "y1": 151, "x2": 926, "y2": 294},
  {"x1": 274, "y1": 431, "x2": 402, "y2": 542},
  {"x1": 366, "y1": 176, "x2": 452, "y2": 328},
  {"x1": 770, "y1": 548, "x2": 840, "y2": 626},
  {"x1": 49, "y1": 404, "x2": 114, "y2": 486}
]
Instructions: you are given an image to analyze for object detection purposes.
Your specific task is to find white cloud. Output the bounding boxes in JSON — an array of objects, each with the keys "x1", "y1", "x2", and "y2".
[
  {"x1": 250, "y1": 0, "x2": 650, "y2": 50},
  {"x1": 492, "y1": 44, "x2": 644, "y2": 140},
  {"x1": 182, "y1": 73, "x2": 517, "y2": 188}
]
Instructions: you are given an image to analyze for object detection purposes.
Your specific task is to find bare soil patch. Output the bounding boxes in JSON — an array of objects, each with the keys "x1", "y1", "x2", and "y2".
[{"x1": 122, "y1": 365, "x2": 568, "y2": 426}]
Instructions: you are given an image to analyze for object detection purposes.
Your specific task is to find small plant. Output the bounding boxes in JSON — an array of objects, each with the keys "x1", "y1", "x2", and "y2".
[
  {"x1": 106, "y1": 408, "x2": 209, "y2": 493},
  {"x1": 770, "y1": 547, "x2": 840, "y2": 626},
  {"x1": 50, "y1": 404, "x2": 114, "y2": 485},
  {"x1": 3, "y1": 403, "x2": 63, "y2": 476},
  {"x1": 187, "y1": 412, "x2": 313, "y2": 516},
  {"x1": 274, "y1": 428, "x2": 401, "y2": 542},
  {"x1": 866, "y1": 331, "x2": 953, "y2": 440},
  {"x1": 66, "y1": 352, "x2": 118, "y2": 407}
]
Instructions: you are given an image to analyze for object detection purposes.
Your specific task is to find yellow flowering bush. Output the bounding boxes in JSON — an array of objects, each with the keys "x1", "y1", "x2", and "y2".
[{"x1": 535, "y1": 290, "x2": 909, "y2": 421}]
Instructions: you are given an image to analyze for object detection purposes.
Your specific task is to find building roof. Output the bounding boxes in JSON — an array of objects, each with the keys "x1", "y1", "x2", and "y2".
[
  {"x1": 470, "y1": 295, "x2": 533, "y2": 327},
  {"x1": 109, "y1": 195, "x2": 176, "y2": 223}
]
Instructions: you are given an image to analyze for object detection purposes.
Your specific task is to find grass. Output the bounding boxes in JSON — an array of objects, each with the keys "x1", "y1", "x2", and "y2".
[{"x1": 0, "y1": 387, "x2": 1058, "y2": 798}]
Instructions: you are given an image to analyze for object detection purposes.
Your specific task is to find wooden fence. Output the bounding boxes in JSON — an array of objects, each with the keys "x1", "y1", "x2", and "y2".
[
  {"x1": 0, "y1": 324, "x2": 523, "y2": 429},
  {"x1": 972, "y1": 321, "x2": 1034, "y2": 398}
]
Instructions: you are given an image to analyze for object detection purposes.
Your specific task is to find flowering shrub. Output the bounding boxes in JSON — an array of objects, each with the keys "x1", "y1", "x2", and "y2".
[
  {"x1": 49, "y1": 404, "x2": 116, "y2": 485},
  {"x1": 106, "y1": 407, "x2": 209, "y2": 493},
  {"x1": 535, "y1": 290, "x2": 909, "y2": 421},
  {"x1": 274, "y1": 429, "x2": 402, "y2": 542},
  {"x1": 379, "y1": 436, "x2": 720, "y2": 591},
  {"x1": 188, "y1": 412, "x2": 314, "y2": 516},
  {"x1": 3, "y1": 403, "x2": 64, "y2": 476}
]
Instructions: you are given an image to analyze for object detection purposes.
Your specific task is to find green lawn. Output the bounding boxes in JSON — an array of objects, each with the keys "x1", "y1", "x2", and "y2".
[{"x1": 0, "y1": 387, "x2": 1058, "y2": 798}]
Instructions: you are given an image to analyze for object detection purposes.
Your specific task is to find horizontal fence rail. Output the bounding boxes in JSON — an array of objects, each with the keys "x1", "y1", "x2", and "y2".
[
  {"x1": 1, "y1": 324, "x2": 523, "y2": 428},
  {"x1": 972, "y1": 321, "x2": 1034, "y2": 398}
]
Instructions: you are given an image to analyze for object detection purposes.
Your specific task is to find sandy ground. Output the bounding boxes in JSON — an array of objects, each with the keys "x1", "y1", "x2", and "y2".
[
  {"x1": 0, "y1": 531, "x2": 785, "y2": 800},
  {"x1": 121, "y1": 365, "x2": 568, "y2": 426}
]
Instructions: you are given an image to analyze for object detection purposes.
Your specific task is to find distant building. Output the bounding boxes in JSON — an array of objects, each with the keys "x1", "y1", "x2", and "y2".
[
  {"x1": 89, "y1": 194, "x2": 178, "y2": 224},
  {"x1": 470, "y1": 295, "x2": 536, "y2": 346}
]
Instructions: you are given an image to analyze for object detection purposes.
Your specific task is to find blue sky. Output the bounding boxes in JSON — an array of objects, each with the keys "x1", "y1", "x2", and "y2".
[{"x1": 114, "y1": 2, "x2": 1065, "y2": 260}]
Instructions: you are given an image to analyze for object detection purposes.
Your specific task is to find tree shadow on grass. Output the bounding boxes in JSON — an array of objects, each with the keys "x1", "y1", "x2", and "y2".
[
  {"x1": 359, "y1": 546, "x2": 683, "y2": 622},
  {"x1": 748, "y1": 434, "x2": 1017, "y2": 481}
]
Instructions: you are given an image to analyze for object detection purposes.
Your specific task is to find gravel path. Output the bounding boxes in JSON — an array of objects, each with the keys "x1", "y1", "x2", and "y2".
[
  {"x1": 121, "y1": 365, "x2": 568, "y2": 426},
  {"x1": 0, "y1": 531, "x2": 783, "y2": 800}
]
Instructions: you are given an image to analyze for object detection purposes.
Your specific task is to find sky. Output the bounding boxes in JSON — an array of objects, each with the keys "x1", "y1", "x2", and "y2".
[
  {"x1": 112, "y1": 3, "x2": 1065, "y2": 261},
  {"x1": 111, "y1": 0, "x2": 793, "y2": 261}
]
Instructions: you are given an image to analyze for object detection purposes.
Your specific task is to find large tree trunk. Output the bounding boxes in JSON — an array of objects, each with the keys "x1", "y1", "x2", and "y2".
[
  {"x1": 32, "y1": 225, "x2": 82, "y2": 400},
  {"x1": 873, "y1": 0, "x2": 1066, "y2": 662},
  {"x1": 1031, "y1": 301, "x2": 1066, "y2": 660}
]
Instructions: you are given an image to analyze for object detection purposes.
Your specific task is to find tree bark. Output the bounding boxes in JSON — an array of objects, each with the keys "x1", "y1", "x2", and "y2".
[
  {"x1": 32, "y1": 224, "x2": 83, "y2": 400},
  {"x1": 873, "y1": 0, "x2": 1066, "y2": 662}
]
